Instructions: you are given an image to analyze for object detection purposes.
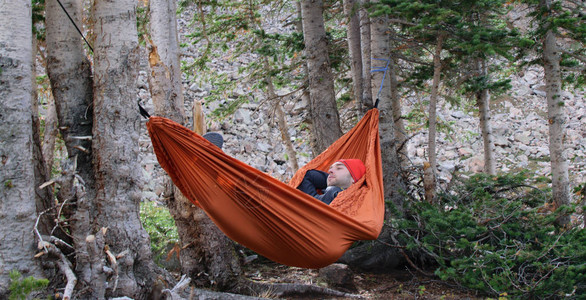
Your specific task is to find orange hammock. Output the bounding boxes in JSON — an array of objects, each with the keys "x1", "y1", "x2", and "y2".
[{"x1": 146, "y1": 108, "x2": 384, "y2": 269}]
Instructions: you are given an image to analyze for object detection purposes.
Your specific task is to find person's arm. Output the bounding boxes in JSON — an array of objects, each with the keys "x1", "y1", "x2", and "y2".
[
  {"x1": 297, "y1": 170, "x2": 328, "y2": 197},
  {"x1": 314, "y1": 186, "x2": 343, "y2": 205}
]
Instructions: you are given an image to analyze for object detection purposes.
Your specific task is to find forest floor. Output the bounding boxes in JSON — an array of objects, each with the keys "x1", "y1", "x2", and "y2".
[{"x1": 242, "y1": 259, "x2": 483, "y2": 299}]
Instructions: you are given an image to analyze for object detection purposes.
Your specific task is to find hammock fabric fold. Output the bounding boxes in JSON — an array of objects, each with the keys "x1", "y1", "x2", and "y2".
[{"x1": 146, "y1": 108, "x2": 384, "y2": 269}]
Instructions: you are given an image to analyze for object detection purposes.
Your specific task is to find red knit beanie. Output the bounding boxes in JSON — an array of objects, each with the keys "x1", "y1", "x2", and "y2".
[{"x1": 336, "y1": 159, "x2": 366, "y2": 182}]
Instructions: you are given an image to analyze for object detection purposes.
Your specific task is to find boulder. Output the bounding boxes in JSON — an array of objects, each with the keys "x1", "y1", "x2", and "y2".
[{"x1": 318, "y1": 263, "x2": 356, "y2": 291}]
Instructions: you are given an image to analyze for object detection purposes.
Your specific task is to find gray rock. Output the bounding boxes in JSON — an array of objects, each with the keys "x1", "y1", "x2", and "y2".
[
  {"x1": 450, "y1": 111, "x2": 468, "y2": 119},
  {"x1": 458, "y1": 147, "x2": 474, "y2": 156},
  {"x1": 233, "y1": 108, "x2": 252, "y2": 124},
  {"x1": 318, "y1": 263, "x2": 356, "y2": 291},
  {"x1": 142, "y1": 191, "x2": 159, "y2": 201},
  {"x1": 514, "y1": 132, "x2": 531, "y2": 144},
  {"x1": 439, "y1": 161, "x2": 456, "y2": 172},
  {"x1": 494, "y1": 136, "x2": 510, "y2": 147},
  {"x1": 467, "y1": 156, "x2": 484, "y2": 173},
  {"x1": 257, "y1": 142, "x2": 272, "y2": 152}
]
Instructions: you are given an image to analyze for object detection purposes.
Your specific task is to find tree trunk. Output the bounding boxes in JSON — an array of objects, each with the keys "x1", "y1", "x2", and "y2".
[
  {"x1": 267, "y1": 71, "x2": 300, "y2": 171},
  {"x1": 370, "y1": 2, "x2": 405, "y2": 211},
  {"x1": 0, "y1": 0, "x2": 44, "y2": 295},
  {"x1": 193, "y1": 100, "x2": 206, "y2": 134},
  {"x1": 88, "y1": 0, "x2": 158, "y2": 297},
  {"x1": 295, "y1": 1, "x2": 313, "y2": 153},
  {"x1": 148, "y1": 0, "x2": 185, "y2": 122},
  {"x1": 359, "y1": 0, "x2": 373, "y2": 112},
  {"x1": 46, "y1": 0, "x2": 95, "y2": 249},
  {"x1": 389, "y1": 38, "x2": 407, "y2": 165},
  {"x1": 41, "y1": 94, "x2": 59, "y2": 175},
  {"x1": 476, "y1": 59, "x2": 496, "y2": 175},
  {"x1": 424, "y1": 33, "x2": 444, "y2": 204},
  {"x1": 165, "y1": 189, "x2": 243, "y2": 290},
  {"x1": 343, "y1": 0, "x2": 363, "y2": 115},
  {"x1": 301, "y1": 0, "x2": 342, "y2": 154},
  {"x1": 32, "y1": 32, "x2": 55, "y2": 241},
  {"x1": 149, "y1": 0, "x2": 243, "y2": 290},
  {"x1": 541, "y1": 2, "x2": 570, "y2": 226}
]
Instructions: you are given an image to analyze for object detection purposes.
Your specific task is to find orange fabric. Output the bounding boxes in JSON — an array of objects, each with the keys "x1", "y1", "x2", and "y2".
[{"x1": 146, "y1": 109, "x2": 384, "y2": 269}]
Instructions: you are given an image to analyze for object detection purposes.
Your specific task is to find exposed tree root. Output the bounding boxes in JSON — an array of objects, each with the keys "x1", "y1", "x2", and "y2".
[
  {"x1": 160, "y1": 275, "x2": 363, "y2": 299},
  {"x1": 235, "y1": 278, "x2": 363, "y2": 298}
]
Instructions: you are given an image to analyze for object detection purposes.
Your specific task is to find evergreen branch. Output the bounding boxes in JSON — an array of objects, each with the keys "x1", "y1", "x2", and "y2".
[{"x1": 560, "y1": 49, "x2": 586, "y2": 65}]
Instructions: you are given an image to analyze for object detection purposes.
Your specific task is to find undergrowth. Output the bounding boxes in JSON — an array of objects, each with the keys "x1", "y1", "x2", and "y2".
[
  {"x1": 394, "y1": 172, "x2": 585, "y2": 299},
  {"x1": 140, "y1": 201, "x2": 179, "y2": 268},
  {"x1": 8, "y1": 270, "x2": 49, "y2": 300}
]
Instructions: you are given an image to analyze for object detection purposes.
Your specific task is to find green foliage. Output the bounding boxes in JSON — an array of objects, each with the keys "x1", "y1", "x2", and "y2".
[
  {"x1": 8, "y1": 270, "x2": 49, "y2": 300},
  {"x1": 136, "y1": 1, "x2": 150, "y2": 46},
  {"x1": 523, "y1": 0, "x2": 585, "y2": 89},
  {"x1": 32, "y1": 0, "x2": 45, "y2": 42},
  {"x1": 140, "y1": 201, "x2": 179, "y2": 267},
  {"x1": 395, "y1": 173, "x2": 585, "y2": 298}
]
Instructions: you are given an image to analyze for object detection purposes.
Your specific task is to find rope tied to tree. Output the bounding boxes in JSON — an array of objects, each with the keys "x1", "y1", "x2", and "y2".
[
  {"x1": 371, "y1": 57, "x2": 390, "y2": 109},
  {"x1": 56, "y1": 0, "x2": 94, "y2": 53}
]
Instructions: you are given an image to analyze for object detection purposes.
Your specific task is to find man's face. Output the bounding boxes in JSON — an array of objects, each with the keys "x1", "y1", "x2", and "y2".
[{"x1": 326, "y1": 162, "x2": 354, "y2": 189}]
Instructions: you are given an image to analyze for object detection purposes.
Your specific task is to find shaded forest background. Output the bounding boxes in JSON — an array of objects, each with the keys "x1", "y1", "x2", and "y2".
[{"x1": 0, "y1": 0, "x2": 584, "y2": 299}]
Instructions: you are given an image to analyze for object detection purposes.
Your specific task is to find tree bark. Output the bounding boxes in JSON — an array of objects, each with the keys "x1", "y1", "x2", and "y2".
[
  {"x1": 294, "y1": 0, "x2": 313, "y2": 153},
  {"x1": 370, "y1": 2, "x2": 405, "y2": 211},
  {"x1": 541, "y1": 0, "x2": 570, "y2": 226},
  {"x1": 41, "y1": 94, "x2": 59, "y2": 175},
  {"x1": 148, "y1": 0, "x2": 185, "y2": 122},
  {"x1": 148, "y1": 0, "x2": 243, "y2": 290},
  {"x1": 359, "y1": 0, "x2": 373, "y2": 113},
  {"x1": 267, "y1": 72, "x2": 300, "y2": 171},
  {"x1": 424, "y1": 32, "x2": 444, "y2": 204},
  {"x1": 301, "y1": 0, "x2": 342, "y2": 154},
  {"x1": 389, "y1": 35, "x2": 407, "y2": 165},
  {"x1": 89, "y1": 0, "x2": 158, "y2": 297},
  {"x1": 343, "y1": 0, "x2": 364, "y2": 115},
  {"x1": 0, "y1": 0, "x2": 44, "y2": 295},
  {"x1": 476, "y1": 59, "x2": 496, "y2": 175},
  {"x1": 46, "y1": 0, "x2": 96, "y2": 251}
]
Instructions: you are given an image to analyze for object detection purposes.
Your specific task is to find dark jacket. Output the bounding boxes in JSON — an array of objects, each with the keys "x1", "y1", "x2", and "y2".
[{"x1": 297, "y1": 170, "x2": 343, "y2": 205}]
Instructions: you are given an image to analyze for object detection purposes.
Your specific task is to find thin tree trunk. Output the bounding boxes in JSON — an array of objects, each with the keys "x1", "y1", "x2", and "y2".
[
  {"x1": 295, "y1": 1, "x2": 313, "y2": 153},
  {"x1": 41, "y1": 94, "x2": 59, "y2": 175},
  {"x1": 0, "y1": 0, "x2": 44, "y2": 295},
  {"x1": 541, "y1": 2, "x2": 570, "y2": 226},
  {"x1": 32, "y1": 32, "x2": 54, "y2": 239},
  {"x1": 90, "y1": 0, "x2": 158, "y2": 297},
  {"x1": 476, "y1": 59, "x2": 496, "y2": 175},
  {"x1": 301, "y1": 0, "x2": 342, "y2": 154},
  {"x1": 193, "y1": 100, "x2": 206, "y2": 134},
  {"x1": 360, "y1": 0, "x2": 373, "y2": 112},
  {"x1": 370, "y1": 2, "x2": 405, "y2": 211},
  {"x1": 389, "y1": 42, "x2": 407, "y2": 165},
  {"x1": 343, "y1": 0, "x2": 363, "y2": 115},
  {"x1": 148, "y1": 0, "x2": 185, "y2": 122},
  {"x1": 267, "y1": 73, "x2": 300, "y2": 171},
  {"x1": 424, "y1": 33, "x2": 444, "y2": 204}
]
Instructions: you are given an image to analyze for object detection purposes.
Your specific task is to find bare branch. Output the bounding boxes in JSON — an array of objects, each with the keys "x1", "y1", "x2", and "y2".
[{"x1": 45, "y1": 243, "x2": 77, "y2": 300}]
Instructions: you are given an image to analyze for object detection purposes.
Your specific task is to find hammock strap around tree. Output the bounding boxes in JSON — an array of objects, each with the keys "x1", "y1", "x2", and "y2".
[{"x1": 146, "y1": 108, "x2": 384, "y2": 269}]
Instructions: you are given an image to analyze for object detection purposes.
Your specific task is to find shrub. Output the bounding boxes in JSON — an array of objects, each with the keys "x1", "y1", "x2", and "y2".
[
  {"x1": 8, "y1": 270, "x2": 49, "y2": 300},
  {"x1": 140, "y1": 201, "x2": 179, "y2": 268},
  {"x1": 395, "y1": 173, "x2": 585, "y2": 299}
]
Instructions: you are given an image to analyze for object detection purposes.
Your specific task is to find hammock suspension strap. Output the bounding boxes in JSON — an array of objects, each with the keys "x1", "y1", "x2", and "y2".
[{"x1": 371, "y1": 57, "x2": 390, "y2": 107}]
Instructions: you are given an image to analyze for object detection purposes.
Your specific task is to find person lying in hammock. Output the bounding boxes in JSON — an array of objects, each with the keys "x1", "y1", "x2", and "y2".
[{"x1": 297, "y1": 159, "x2": 366, "y2": 205}]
